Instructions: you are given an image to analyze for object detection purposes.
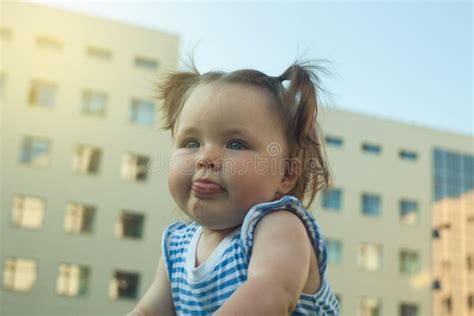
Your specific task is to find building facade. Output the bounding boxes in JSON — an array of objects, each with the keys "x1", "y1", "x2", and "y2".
[
  {"x1": 1, "y1": 3, "x2": 473, "y2": 316},
  {"x1": 432, "y1": 149, "x2": 473, "y2": 316},
  {"x1": 315, "y1": 108, "x2": 473, "y2": 316},
  {"x1": 1, "y1": 3, "x2": 180, "y2": 315}
]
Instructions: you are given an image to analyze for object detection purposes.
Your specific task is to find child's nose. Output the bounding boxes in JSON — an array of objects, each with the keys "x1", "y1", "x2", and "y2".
[{"x1": 195, "y1": 146, "x2": 222, "y2": 170}]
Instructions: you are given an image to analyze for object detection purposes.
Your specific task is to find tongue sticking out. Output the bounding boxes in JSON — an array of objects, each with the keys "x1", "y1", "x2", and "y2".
[{"x1": 192, "y1": 182, "x2": 223, "y2": 194}]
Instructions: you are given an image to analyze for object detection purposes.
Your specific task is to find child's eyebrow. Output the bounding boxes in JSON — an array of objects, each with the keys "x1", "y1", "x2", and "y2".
[
  {"x1": 177, "y1": 127, "x2": 253, "y2": 139},
  {"x1": 223, "y1": 128, "x2": 253, "y2": 139},
  {"x1": 176, "y1": 126, "x2": 199, "y2": 137}
]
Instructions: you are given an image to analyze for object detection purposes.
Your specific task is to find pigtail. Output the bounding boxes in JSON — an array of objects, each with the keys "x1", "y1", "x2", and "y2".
[
  {"x1": 155, "y1": 57, "x2": 202, "y2": 136},
  {"x1": 278, "y1": 61, "x2": 333, "y2": 208},
  {"x1": 281, "y1": 67, "x2": 314, "y2": 147}
]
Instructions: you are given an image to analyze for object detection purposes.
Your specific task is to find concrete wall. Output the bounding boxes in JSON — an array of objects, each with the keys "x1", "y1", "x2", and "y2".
[{"x1": 1, "y1": 3, "x2": 180, "y2": 315}]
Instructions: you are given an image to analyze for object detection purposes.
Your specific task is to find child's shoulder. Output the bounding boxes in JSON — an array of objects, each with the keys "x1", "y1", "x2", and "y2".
[
  {"x1": 241, "y1": 196, "x2": 314, "y2": 244},
  {"x1": 241, "y1": 195, "x2": 315, "y2": 237},
  {"x1": 240, "y1": 195, "x2": 327, "y2": 268}
]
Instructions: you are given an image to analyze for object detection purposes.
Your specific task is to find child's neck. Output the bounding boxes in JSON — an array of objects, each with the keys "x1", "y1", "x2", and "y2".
[{"x1": 201, "y1": 225, "x2": 240, "y2": 240}]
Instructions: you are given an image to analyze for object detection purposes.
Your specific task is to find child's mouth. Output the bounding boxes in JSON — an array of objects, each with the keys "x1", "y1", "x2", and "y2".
[{"x1": 191, "y1": 181, "x2": 225, "y2": 197}]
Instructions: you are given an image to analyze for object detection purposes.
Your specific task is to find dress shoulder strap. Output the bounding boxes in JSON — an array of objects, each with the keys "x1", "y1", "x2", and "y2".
[
  {"x1": 240, "y1": 195, "x2": 328, "y2": 277},
  {"x1": 161, "y1": 221, "x2": 197, "y2": 281}
]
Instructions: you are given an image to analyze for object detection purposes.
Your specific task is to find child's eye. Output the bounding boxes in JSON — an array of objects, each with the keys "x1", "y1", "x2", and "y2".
[
  {"x1": 184, "y1": 140, "x2": 200, "y2": 149},
  {"x1": 227, "y1": 140, "x2": 247, "y2": 150}
]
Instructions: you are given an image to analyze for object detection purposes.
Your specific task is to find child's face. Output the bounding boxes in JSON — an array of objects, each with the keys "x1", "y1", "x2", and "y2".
[{"x1": 168, "y1": 82, "x2": 291, "y2": 230}]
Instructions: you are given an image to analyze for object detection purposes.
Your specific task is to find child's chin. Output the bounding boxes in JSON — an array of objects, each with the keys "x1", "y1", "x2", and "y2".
[{"x1": 191, "y1": 190, "x2": 226, "y2": 200}]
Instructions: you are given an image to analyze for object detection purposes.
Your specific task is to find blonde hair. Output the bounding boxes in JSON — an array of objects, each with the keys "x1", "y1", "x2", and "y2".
[{"x1": 155, "y1": 58, "x2": 334, "y2": 209}]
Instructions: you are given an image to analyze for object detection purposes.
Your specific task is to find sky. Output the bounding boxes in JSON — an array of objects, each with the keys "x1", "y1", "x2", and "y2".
[{"x1": 35, "y1": 1, "x2": 472, "y2": 137}]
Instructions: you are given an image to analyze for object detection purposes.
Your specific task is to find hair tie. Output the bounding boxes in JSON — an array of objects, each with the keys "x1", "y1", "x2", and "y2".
[{"x1": 278, "y1": 74, "x2": 287, "y2": 82}]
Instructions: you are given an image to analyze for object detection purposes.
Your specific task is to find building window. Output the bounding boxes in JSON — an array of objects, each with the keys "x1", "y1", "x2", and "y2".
[
  {"x1": 467, "y1": 254, "x2": 474, "y2": 271},
  {"x1": 81, "y1": 90, "x2": 107, "y2": 116},
  {"x1": 72, "y1": 144, "x2": 101, "y2": 175},
  {"x1": 325, "y1": 136, "x2": 343, "y2": 148},
  {"x1": 11, "y1": 195, "x2": 45, "y2": 229},
  {"x1": 19, "y1": 136, "x2": 50, "y2": 168},
  {"x1": 432, "y1": 279, "x2": 441, "y2": 290},
  {"x1": 0, "y1": 27, "x2": 13, "y2": 41},
  {"x1": 362, "y1": 194, "x2": 380, "y2": 217},
  {"x1": 86, "y1": 46, "x2": 112, "y2": 61},
  {"x1": 468, "y1": 294, "x2": 474, "y2": 310},
  {"x1": 121, "y1": 152, "x2": 149, "y2": 182},
  {"x1": 399, "y1": 150, "x2": 418, "y2": 161},
  {"x1": 358, "y1": 243, "x2": 382, "y2": 272},
  {"x1": 432, "y1": 228, "x2": 441, "y2": 239},
  {"x1": 116, "y1": 211, "x2": 145, "y2": 239},
  {"x1": 326, "y1": 238, "x2": 342, "y2": 265},
  {"x1": 321, "y1": 188, "x2": 341, "y2": 210},
  {"x1": 129, "y1": 99, "x2": 155, "y2": 126},
  {"x1": 109, "y1": 271, "x2": 139, "y2": 300},
  {"x1": 36, "y1": 35, "x2": 63, "y2": 51},
  {"x1": 399, "y1": 250, "x2": 420, "y2": 275},
  {"x1": 56, "y1": 263, "x2": 90, "y2": 297},
  {"x1": 399, "y1": 303, "x2": 419, "y2": 316},
  {"x1": 64, "y1": 202, "x2": 95, "y2": 234},
  {"x1": 442, "y1": 296, "x2": 452, "y2": 313},
  {"x1": 433, "y1": 149, "x2": 474, "y2": 201},
  {"x1": 28, "y1": 80, "x2": 57, "y2": 107},
  {"x1": 362, "y1": 143, "x2": 381, "y2": 155},
  {"x1": 358, "y1": 297, "x2": 381, "y2": 316},
  {"x1": 3, "y1": 257, "x2": 37, "y2": 292},
  {"x1": 400, "y1": 199, "x2": 419, "y2": 225},
  {"x1": 468, "y1": 215, "x2": 474, "y2": 223},
  {"x1": 134, "y1": 56, "x2": 158, "y2": 70},
  {"x1": 463, "y1": 154, "x2": 474, "y2": 194}
]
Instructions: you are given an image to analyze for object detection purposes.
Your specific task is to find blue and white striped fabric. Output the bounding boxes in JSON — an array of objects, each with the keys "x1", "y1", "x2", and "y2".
[{"x1": 162, "y1": 195, "x2": 340, "y2": 315}]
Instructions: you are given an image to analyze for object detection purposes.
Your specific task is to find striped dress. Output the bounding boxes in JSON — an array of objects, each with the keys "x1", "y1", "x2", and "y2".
[{"x1": 162, "y1": 195, "x2": 340, "y2": 315}]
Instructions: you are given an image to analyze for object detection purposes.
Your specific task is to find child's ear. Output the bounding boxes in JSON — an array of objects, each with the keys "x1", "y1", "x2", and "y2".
[{"x1": 275, "y1": 158, "x2": 300, "y2": 198}]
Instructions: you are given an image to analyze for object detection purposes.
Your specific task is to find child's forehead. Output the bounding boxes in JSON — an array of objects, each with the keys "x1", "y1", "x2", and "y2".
[
  {"x1": 190, "y1": 82, "x2": 274, "y2": 106},
  {"x1": 181, "y1": 82, "x2": 277, "y2": 118},
  {"x1": 174, "y1": 82, "x2": 283, "y2": 137}
]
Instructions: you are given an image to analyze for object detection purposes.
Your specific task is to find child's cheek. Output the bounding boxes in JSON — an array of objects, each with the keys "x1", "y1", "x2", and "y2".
[
  {"x1": 168, "y1": 153, "x2": 194, "y2": 204},
  {"x1": 231, "y1": 164, "x2": 269, "y2": 201}
]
